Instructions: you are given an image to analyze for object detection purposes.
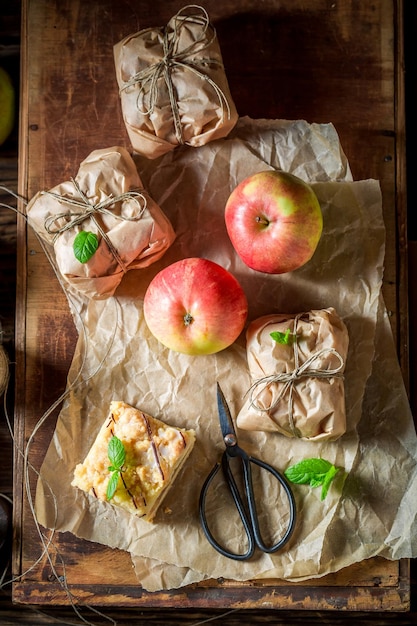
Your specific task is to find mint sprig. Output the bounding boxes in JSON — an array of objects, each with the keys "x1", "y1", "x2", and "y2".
[
  {"x1": 284, "y1": 458, "x2": 341, "y2": 500},
  {"x1": 270, "y1": 329, "x2": 294, "y2": 345},
  {"x1": 106, "y1": 435, "x2": 126, "y2": 501},
  {"x1": 73, "y1": 231, "x2": 98, "y2": 263}
]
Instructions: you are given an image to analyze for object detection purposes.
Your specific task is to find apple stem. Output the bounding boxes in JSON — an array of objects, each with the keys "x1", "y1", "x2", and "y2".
[
  {"x1": 183, "y1": 312, "x2": 194, "y2": 326},
  {"x1": 255, "y1": 216, "x2": 270, "y2": 226}
]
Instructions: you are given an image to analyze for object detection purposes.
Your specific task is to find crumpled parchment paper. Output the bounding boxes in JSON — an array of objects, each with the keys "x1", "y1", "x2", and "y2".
[{"x1": 34, "y1": 117, "x2": 417, "y2": 592}]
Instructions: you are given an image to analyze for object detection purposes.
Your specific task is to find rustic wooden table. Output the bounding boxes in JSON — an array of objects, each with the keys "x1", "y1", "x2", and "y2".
[{"x1": 1, "y1": 0, "x2": 416, "y2": 623}]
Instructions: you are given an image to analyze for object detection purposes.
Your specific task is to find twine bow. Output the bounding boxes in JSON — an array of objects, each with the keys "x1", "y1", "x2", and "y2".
[
  {"x1": 248, "y1": 314, "x2": 345, "y2": 437},
  {"x1": 120, "y1": 5, "x2": 231, "y2": 145},
  {"x1": 42, "y1": 178, "x2": 148, "y2": 273}
]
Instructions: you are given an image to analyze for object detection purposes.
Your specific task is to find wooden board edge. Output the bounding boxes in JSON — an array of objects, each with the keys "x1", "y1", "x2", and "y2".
[
  {"x1": 394, "y1": 0, "x2": 410, "y2": 385},
  {"x1": 12, "y1": 0, "x2": 29, "y2": 587},
  {"x1": 11, "y1": 570, "x2": 410, "y2": 612}
]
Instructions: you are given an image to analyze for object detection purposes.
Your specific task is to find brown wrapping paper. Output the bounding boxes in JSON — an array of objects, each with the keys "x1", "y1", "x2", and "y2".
[
  {"x1": 236, "y1": 308, "x2": 349, "y2": 440},
  {"x1": 26, "y1": 146, "x2": 176, "y2": 299},
  {"x1": 114, "y1": 5, "x2": 238, "y2": 159},
  {"x1": 33, "y1": 118, "x2": 417, "y2": 592}
]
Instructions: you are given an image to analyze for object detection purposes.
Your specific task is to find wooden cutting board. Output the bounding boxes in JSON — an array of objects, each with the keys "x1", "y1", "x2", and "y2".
[{"x1": 13, "y1": 0, "x2": 411, "y2": 614}]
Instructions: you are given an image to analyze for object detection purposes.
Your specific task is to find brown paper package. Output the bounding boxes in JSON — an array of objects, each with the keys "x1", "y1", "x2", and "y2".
[
  {"x1": 114, "y1": 6, "x2": 238, "y2": 159},
  {"x1": 26, "y1": 146, "x2": 176, "y2": 299},
  {"x1": 237, "y1": 308, "x2": 349, "y2": 441}
]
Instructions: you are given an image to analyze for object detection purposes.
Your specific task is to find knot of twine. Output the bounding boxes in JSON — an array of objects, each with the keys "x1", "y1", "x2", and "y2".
[
  {"x1": 120, "y1": 5, "x2": 231, "y2": 145},
  {"x1": 42, "y1": 178, "x2": 148, "y2": 273},
  {"x1": 248, "y1": 314, "x2": 345, "y2": 437}
]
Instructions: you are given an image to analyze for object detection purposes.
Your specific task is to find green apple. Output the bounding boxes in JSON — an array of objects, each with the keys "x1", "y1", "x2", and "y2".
[{"x1": 0, "y1": 66, "x2": 15, "y2": 146}]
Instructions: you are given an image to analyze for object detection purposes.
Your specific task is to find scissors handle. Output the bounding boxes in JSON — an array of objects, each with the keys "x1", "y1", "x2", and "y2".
[
  {"x1": 199, "y1": 446, "x2": 296, "y2": 561},
  {"x1": 199, "y1": 458, "x2": 255, "y2": 560},
  {"x1": 243, "y1": 454, "x2": 296, "y2": 553}
]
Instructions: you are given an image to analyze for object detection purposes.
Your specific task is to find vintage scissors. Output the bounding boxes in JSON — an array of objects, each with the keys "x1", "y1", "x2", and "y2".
[{"x1": 199, "y1": 383, "x2": 296, "y2": 561}]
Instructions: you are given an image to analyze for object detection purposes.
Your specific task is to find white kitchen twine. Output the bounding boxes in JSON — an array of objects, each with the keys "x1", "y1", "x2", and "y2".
[{"x1": 0, "y1": 185, "x2": 240, "y2": 626}]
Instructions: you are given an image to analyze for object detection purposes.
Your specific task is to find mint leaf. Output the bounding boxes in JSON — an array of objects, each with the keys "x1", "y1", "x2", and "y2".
[
  {"x1": 284, "y1": 458, "x2": 333, "y2": 483},
  {"x1": 73, "y1": 231, "x2": 98, "y2": 263},
  {"x1": 108, "y1": 435, "x2": 126, "y2": 470},
  {"x1": 320, "y1": 464, "x2": 340, "y2": 500},
  {"x1": 106, "y1": 470, "x2": 120, "y2": 501},
  {"x1": 270, "y1": 329, "x2": 294, "y2": 345},
  {"x1": 106, "y1": 437, "x2": 127, "y2": 501},
  {"x1": 285, "y1": 458, "x2": 341, "y2": 500}
]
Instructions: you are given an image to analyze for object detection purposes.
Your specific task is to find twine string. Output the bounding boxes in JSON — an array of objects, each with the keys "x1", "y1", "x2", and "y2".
[
  {"x1": 248, "y1": 314, "x2": 345, "y2": 437},
  {"x1": 120, "y1": 4, "x2": 231, "y2": 145},
  {"x1": 42, "y1": 178, "x2": 148, "y2": 273},
  {"x1": 0, "y1": 185, "x2": 117, "y2": 624}
]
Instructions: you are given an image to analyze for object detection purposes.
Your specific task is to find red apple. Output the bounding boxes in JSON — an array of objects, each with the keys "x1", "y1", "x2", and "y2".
[
  {"x1": 143, "y1": 257, "x2": 248, "y2": 355},
  {"x1": 225, "y1": 170, "x2": 323, "y2": 274}
]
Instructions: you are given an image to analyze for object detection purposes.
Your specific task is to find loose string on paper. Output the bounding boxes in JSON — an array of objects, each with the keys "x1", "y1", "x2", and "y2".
[{"x1": 0, "y1": 184, "x2": 118, "y2": 625}]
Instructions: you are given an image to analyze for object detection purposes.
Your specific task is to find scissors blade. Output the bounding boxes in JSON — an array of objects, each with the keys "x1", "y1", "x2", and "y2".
[{"x1": 216, "y1": 382, "x2": 237, "y2": 442}]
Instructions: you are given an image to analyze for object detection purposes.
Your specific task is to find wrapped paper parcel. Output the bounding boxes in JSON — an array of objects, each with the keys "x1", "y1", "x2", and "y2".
[
  {"x1": 26, "y1": 146, "x2": 175, "y2": 299},
  {"x1": 236, "y1": 308, "x2": 349, "y2": 440},
  {"x1": 114, "y1": 5, "x2": 238, "y2": 158}
]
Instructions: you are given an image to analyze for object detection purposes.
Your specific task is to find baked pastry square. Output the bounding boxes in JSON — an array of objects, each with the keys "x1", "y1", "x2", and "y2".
[{"x1": 72, "y1": 401, "x2": 196, "y2": 521}]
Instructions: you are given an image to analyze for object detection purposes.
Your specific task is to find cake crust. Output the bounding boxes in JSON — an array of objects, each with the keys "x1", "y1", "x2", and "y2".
[{"x1": 72, "y1": 401, "x2": 196, "y2": 521}]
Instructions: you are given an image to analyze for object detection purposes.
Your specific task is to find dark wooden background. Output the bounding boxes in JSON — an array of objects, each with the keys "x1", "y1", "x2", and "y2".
[{"x1": 1, "y1": 0, "x2": 416, "y2": 624}]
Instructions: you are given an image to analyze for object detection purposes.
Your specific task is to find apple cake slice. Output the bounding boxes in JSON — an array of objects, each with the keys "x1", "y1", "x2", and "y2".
[{"x1": 72, "y1": 401, "x2": 196, "y2": 522}]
